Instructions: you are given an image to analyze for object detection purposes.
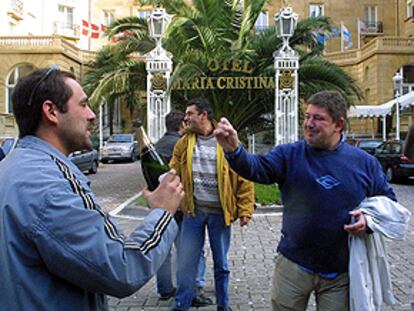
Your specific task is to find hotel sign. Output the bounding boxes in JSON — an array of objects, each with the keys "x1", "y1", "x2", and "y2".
[{"x1": 170, "y1": 59, "x2": 275, "y2": 90}]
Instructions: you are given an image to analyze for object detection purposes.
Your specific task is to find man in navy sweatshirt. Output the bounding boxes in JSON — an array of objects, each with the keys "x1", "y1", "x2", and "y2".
[{"x1": 214, "y1": 91, "x2": 396, "y2": 311}]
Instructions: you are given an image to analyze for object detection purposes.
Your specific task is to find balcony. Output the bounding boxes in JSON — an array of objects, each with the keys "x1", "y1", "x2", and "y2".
[
  {"x1": 0, "y1": 35, "x2": 96, "y2": 64},
  {"x1": 326, "y1": 36, "x2": 414, "y2": 65},
  {"x1": 53, "y1": 22, "x2": 80, "y2": 38},
  {"x1": 362, "y1": 21, "x2": 383, "y2": 35},
  {"x1": 7, "y1": 0, "x2": 24, "y2": 21}
]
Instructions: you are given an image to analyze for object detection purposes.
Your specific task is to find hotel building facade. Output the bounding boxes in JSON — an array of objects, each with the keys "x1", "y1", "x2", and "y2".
[{"x1": 1, "y1": 0, "x2": 413, "y2": 139}]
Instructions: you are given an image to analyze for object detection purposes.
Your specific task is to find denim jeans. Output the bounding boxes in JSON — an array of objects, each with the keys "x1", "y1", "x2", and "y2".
[
  {"x1": 174, "y1": 209, "x2": 231, "y2": 310},
  {"x1": 156, "y1": 221, "x2": 207, "y2": 295}
]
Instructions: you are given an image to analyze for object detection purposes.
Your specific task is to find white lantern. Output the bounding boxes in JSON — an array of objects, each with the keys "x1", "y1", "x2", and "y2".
[
  {"x1": 148, "y1": 8, "x2": 171, "y2": 41},
  {"x1": 275, "y1": 7, "x2": 298, "y2": 39},
  {"x1": 393, "y1": 71, "x2": 403, "y2": 97}
]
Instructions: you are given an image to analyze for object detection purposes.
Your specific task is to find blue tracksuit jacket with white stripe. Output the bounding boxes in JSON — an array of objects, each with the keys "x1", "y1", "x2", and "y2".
[{"x1": 0, "y1": 135, "x2": 178, "y2": 310}]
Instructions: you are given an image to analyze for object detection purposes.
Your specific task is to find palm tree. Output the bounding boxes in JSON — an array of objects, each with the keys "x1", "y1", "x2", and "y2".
[
  {"x1": 83, "y1": 0, "x2": 363, "y2": 135},
  {"x1": 83, "y1": 26, "x2": 148, "y2": 134}
]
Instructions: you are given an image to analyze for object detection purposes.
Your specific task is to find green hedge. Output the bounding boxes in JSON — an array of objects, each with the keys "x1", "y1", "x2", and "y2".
[
  {"x1": 255, "y1": 183, "x2": 281, "y2": 205},
  {"x1": 137, "y1": 182, "x2": 281, "y2": 206}
]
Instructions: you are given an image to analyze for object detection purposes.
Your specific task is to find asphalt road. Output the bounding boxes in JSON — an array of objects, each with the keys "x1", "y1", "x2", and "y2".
[{"x1": 88, "y1": 161, "x2": 414, "y2": 311}]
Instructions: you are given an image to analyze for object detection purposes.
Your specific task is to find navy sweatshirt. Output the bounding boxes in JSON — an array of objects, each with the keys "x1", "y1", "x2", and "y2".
[{"x1": 226, "y1": 140, "x2": 395, "y2": 273}]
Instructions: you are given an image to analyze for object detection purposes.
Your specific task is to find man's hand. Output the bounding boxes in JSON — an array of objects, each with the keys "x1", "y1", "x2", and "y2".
[
  {"x1": 143, "y1": 169, "x2": 184, "y2": 215},
  {"x1": 239, "y1": 216, "x2": 250, "y2": 227},
  {"x1": 344, "y1": 210, "x2": 367, "y2": 237},
  {"x1": 213, "y1": 117, "x2": 240, "y2": 153}
]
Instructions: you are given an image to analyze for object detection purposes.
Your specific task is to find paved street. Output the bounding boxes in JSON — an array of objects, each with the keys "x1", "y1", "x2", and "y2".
[{"x1": 89, "y1": 162, "x2": 414, "y2": 311}]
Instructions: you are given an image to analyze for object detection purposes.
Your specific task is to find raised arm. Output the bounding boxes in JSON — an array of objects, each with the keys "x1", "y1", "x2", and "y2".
[
  {"x1": 214, "y1": 117, "x2": 241, "y2": 153},
  {"x1": 215, "y1": 117, "x2": 281, "y2": 185}
]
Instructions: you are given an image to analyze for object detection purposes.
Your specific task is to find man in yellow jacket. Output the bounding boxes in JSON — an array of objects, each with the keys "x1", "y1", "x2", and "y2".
[{"x1": 170, "y1": 98, "x2": 254, "y2": 311}]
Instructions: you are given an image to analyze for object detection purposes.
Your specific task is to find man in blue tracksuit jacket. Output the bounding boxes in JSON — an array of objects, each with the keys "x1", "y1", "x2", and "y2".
[
  {"x1": 214, "y1": 91, "x2": 396, "y2": 311},
  {"x1": 0, "y1": 67, "x2": 184, "y2": 310}
]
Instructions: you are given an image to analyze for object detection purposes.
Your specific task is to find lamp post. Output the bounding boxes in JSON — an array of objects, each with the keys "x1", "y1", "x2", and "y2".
[
  {"x1": 274, "y1": 6, "x2": 299, "y2": 146},
  {"x1": 146, "y1": 5, "x2": 173, "y2": 142},
  {"x1": 392, "y1": 71, "x2": 402, "y2": 140}
]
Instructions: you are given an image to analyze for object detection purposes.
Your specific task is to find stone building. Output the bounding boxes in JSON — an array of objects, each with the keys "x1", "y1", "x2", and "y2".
[{"x1": 1, "y1": 0, "x2": 414, "y2": 139}]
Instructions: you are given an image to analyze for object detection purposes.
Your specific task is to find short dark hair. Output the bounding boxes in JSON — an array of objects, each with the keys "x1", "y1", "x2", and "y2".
[
  {"x1": 12, "y1": 67, "x2": 76, "y2": 137},
  {"x1": 306, "y1": 91, "x2": 348, "y2": 124},
  {"x1": 187, "y1": 97, "x2": 212, "y2": 120},
  {"x1": 165, "y1": 111, "x2": 184, "y2": 132}
]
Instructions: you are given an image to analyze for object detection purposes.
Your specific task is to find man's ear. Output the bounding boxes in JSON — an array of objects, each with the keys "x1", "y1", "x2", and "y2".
[
  {"x1": 41, "y1": 100, "x2": 59, "y2": 125},
  {"x1": 200, "y1": 111, "x2": 208, "y2": 121},
  {"x1": 335, "y1": 117, "x2": 346, "y2": 133}
]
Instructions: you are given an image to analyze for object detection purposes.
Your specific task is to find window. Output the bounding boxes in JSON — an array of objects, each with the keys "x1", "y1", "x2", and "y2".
[
  {"x1": 364, "y1": 6, "x2": 377, "y2": 30},
  {"x1": 401, "y1": 65, "x2": 414, "y2": 95},
  {"x1": 137, "y1": 10, "x2": 150, "y2": 19},
  {"x1": 407, "y1": 0, "x2": 413, "y2": 18},
  {"x1": 6, "y1": 64, "x2": 35, "y2": 113},
  {"x1": 58, "y1": 5, "x2": 74, "y2": 29},
  {"x1": 103, "y1": 10, "x2": 114, "y2": 26},
  {"x1": 255, "y1": 11, "x2": 268, "y2": 33},
  {"x1": 310, "y1": 4, "x2": 324, "y2": 17}
]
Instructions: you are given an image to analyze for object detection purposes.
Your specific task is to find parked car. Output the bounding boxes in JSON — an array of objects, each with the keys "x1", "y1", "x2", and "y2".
[
  {"x1": 0, "y1": 137, "x2": 18, "y2": 162},
  {"x1": 69, "y1": 149, "x2": 99, "y2": 174},
  {"x1": 346, "y1": 138, "x2": 384, "y2": 155},
  {"x1": 374, "y1": 140, "x2": 414, "y2": 182},
  {"x1": 101, "y1": 134, "x2": 138, "y2": 163},
  {"x1": 357, "y1": 139, "x2": 384, "y2": 155},
  {"x1": 345, "y1": 138, "x2": 359, "y2": 147}
]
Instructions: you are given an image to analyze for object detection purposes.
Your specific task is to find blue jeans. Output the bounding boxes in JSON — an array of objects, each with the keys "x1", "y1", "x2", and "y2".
[
  {"x1": 174, "y1": 210, "x2": 231, "y2": 310},
  {"x1": 156, "y1": 221, "x2": 207, "y2": 295}
]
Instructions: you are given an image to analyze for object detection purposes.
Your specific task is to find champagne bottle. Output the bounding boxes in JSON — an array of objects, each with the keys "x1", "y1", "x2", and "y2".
[{"x1": 133, "y1": 119, "x2": 169, "y2": 191}]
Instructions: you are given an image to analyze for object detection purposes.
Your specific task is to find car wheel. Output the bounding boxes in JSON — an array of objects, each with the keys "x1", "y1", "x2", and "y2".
[
  {"x1": 101, "y1": 159, "x2": 108, "y2": 164},
  {"x1": 89, "y1": 161, "x2": 98, "y2": 174},
  {"x1": 130, "y1": 152, "x2": 137, "y2": 162},
  {"x1": 385, "y1": 167, "x2": 395, "y2": 182}
]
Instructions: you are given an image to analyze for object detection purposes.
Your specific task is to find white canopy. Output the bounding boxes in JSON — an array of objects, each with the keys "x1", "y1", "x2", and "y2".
[
  {"x1": 347, "y1": 91, "x2": 414, "y2": 140},
  {"x1": 348, "y1": 91, "x2": 414, "y2": 118}
]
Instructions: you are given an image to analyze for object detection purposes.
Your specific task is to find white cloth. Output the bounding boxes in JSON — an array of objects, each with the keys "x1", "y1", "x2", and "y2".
[{"x1": 349, "y1": 196, "x2": 411, "y2": 311}]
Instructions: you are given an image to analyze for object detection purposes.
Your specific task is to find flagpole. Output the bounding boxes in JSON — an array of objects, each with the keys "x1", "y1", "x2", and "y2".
[{"x1": 357, "y1": 18, "x2": 360, "y2": 49}]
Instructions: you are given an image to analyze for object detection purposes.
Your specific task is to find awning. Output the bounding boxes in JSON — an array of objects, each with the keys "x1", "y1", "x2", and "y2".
[{"x1": 348, "y1": 91, "x2": 414, "y2": 118}]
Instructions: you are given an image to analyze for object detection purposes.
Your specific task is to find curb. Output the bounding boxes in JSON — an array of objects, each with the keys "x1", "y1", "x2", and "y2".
[
  {"x1": 113, "y1": 194, "x2": 284, "y2": 218},
  {"x1": 254, "y1": 203, "x2": 283, "y2": 214}
]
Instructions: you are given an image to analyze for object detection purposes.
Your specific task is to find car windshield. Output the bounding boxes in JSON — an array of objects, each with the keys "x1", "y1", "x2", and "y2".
[
  {"x1": 0, "y1": 138, "x2": 16, "y2": 155},
  {"x1": 359, "y1": 140, "x2": 383, "y2": 148},
  {"x1": 108, "y1": 135, "x2": 133, "y2": 143}
]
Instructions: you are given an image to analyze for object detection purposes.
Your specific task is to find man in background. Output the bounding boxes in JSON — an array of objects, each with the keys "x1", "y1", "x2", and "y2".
[
  {"x1": 155, "y1": 111, "x2": 212, "y2": 307},
  {"x1": 170, "y1": 98, "x2": 255, "y2": 311}
]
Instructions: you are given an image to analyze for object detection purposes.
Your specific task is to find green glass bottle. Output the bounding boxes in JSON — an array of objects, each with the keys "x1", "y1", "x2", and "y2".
[{"x1": 133, "y1": 119, "x2": 169, "y2": 191}]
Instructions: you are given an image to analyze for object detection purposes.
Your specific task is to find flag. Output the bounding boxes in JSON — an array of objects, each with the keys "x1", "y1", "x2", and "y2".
[
  {"x1": 358, "y1": 19, "x2": 367, "y2": 33},
  {"x1": 91, "y1": 23, "x2": 100, "y2": 39},
  {"x1": 357, "y1": 18, "x2": 367, "y2": 48},
  {"x1": 331, "y1": 27, "x2": 340, "y2": 39},
  {"x1": 315, "y1": 33, "x2": 326, "y2": 45},
  {"x1": 341, "y1": 23, "x2": 352, "y2": 51},
  {"x1": 82, "y1": 20, "x2": 89, "y2": 36}
]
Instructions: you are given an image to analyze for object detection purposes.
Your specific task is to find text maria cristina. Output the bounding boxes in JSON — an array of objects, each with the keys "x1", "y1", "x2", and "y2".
[
  {"x1": 170, "y1": 59, "x2": 274, "y2": 90},
  {"x1": 171, "y1": 76, "x2": 275, "y2": 90}
]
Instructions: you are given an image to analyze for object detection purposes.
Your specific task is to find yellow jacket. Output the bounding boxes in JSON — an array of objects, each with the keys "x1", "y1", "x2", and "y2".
[{"x1": 169, "y1": 133, "x2": 254, "y2": 226}]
